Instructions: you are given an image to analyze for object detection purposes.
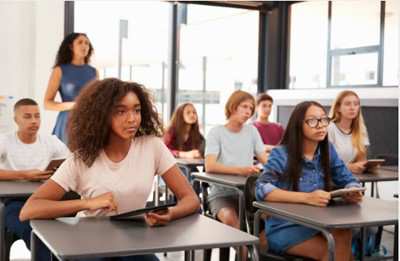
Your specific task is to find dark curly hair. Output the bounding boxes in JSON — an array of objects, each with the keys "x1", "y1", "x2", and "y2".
[
  {"x1": 68, "y1": 78, "x2": 163, "y2": 167},
  {"x1": 54, "y1": 33, "x2": 94, "y2": 67}
]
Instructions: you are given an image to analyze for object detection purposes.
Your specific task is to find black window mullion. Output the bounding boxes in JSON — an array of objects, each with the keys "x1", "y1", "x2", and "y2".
[
  {"x1": 326, "y1": 1, "x2": 332, "y2": 88},
  {"x1": 377, "y1": 1, "x2": 385, "y2": 86}
]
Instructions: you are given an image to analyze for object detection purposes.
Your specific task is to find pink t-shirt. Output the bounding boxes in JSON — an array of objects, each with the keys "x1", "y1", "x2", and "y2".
[
  {"x1": 253, "y1": 121, "x2": 284, "y2": 146},
  {"x1": 51, "y1": 136, "x2": 176, "y2": 217}
]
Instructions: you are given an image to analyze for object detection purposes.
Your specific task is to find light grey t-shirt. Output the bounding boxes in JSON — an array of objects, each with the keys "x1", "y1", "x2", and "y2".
[
  {"x1": 327, "y1": 123, "x2": 370, "y2": 164},
  {"x1": 205, "y1": 124, "x2": 265, "y2": 201}
]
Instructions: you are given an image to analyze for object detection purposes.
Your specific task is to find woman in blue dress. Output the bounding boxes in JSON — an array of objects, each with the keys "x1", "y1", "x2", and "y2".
[
  {"x1": 256, "y1": 101, "x2": 363, "y2": 261},
  {"x1": 44, "y1": 33, "x2": 98, "y2": 144}
]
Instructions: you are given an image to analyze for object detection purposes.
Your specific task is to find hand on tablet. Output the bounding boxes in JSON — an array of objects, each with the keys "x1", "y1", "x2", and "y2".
[
  {"x1": 144, "y1": 208, "x2": 173, "y2": 226},
  {"x1": 85, "y1": 192, "x2": 117, "y2": 214},
  {"x1": 22, "y1": 169, "x2": 53, "y2": 181},
  {"x1": 305, "y1": 190, "x2": 331, "y2": 207},
  {"x1": 347, "y1": 161, "x2": 367, "y2": 174},
  {"x1": 342, "y1": 190, "x2": 363, "y2": 203}
]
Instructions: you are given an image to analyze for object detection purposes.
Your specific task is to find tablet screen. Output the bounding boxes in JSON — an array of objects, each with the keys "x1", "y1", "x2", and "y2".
[{"x1": 110, "y1": 202, "x2": 176, "y2": 220}]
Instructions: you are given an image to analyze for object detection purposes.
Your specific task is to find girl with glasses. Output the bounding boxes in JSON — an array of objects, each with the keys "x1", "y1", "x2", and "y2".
[
  {"x1": 256, "y1": 101, "x2": 362, "y2": 260},
  {"x1": 328, "y1": 91, "x2": 369, "y2": 174}
]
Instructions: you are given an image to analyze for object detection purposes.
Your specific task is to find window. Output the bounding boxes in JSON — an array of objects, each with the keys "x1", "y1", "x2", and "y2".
[
  {"x1": 74, "y1": 1, "x2": 170, "y2": 122},
  {"x1": 289, "y1": 0, "x2": 398, "y2": 89},
  {"x1": 289, "y1": 2, "x2": 328, "y2": 89},
  {"x1": 179, "y1": 5, "x2": 259, "y2": 134}
]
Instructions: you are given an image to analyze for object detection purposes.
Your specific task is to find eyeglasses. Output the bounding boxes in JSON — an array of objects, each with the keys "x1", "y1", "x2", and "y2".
[{"x1": 304, "y1": 117, "x2": 330, "y2": 128}]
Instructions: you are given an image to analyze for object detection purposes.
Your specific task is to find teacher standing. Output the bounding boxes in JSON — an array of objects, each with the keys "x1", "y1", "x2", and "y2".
[{"x1": 44, "y1": 33, "x2": 98, "y2": 144}]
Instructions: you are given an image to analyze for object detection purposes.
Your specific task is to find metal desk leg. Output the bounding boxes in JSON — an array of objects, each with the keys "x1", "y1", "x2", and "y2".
[
  {"x1": 319, "y1": 229, "x2": 336, "y2": 261},
  {"x1": 237, "y1": 190, "x2": 245, "y2": 261},
  {"x1": 0, "y1": 201, "x2": 5, "y2": 261},
  {"x1": 31, "y1": 230, "x2": 38, "y2": 261},
  {"x1": 184, "y1": 250, "x2": 193, "y2": 261},
  {"x1": 394, "y1": 224, "x2": 398, "y2": 261},
  {"x1": 237, "y1": 190, "x2": 245, "y2": 231},
  {"x1": 360, "y1": 227, "x2": 366, "y2": 261},
  {"x1": 249, "y1": 244, "x2": 259, "y2": 261}
]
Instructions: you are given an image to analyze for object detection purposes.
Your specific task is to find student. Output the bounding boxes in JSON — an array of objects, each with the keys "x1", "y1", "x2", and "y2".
[
  {"x1": 164, "y1": 102, "x2": 205, "y2": 159},
  {"x1": 328, "y1": 90, "x2": 369, "y2": 174},
  {"x1": 0, "y1": 98, "x2": 69, "y2": 258},
  {"x1": 256, "y1": 101, "x2": 362, "y2": 260},
  {"x1": 44, "y1": 32, "x2": 99, "y2": 144},
  {"x1": 253, "y1": 93, "x2": 284, "y2": 152},
  {"x1": 20, "y1": 79, "x2": 200, "y2": 261},
  {"x1": 205, "y1": 90, "x2": 267, "y2": 230}
]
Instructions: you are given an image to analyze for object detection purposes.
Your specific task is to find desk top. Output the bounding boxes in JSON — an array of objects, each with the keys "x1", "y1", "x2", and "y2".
[
  {"x1": 355, "y1": 168, "x2": 398, "y2": 182},
  {"x1": 0, "y1": 181, "x2": 41, "y2": 198},
  {"x1": 192, "y1": 172, "x2": 249, "y2": 188},
  {"x1": 253, "y1": 197, "x2": 398, "y2": 229},
  {"x1": 176, "y1": 158, "x2": 204, "y2": 167},
  {"x1": 31, "y1": 214, "x2": 258, "y2": 260}
]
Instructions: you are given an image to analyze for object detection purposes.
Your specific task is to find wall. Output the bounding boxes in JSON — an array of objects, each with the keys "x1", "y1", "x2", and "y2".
[{"x1": 0, "y1": 0, "x2": 64, "y2": 134}]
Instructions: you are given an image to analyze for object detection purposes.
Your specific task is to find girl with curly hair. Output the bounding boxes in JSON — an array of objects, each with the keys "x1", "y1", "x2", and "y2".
[
  {"x1": 21, "y1": 78, "x2": 200, "y2": 261},
  {"x1": 164, "y1": 102, "x2": 204, "y2": 159},
  {"x1": 44, "y1": 32, "x2": 99, "y2": 144}
]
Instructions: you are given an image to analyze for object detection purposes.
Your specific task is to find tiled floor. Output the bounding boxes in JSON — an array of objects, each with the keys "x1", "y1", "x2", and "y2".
[{"x1": 10, "y1": 228, "x2": 395, "y2": 260}]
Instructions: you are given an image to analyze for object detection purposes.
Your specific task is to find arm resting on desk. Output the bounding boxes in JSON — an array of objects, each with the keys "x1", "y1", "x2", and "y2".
[
  {"x1": 145, "y1": 165, "x2": 200, "y2": 226},
  {"x1": 19, "y1": 180, "x2": 116, "y2": 221}
]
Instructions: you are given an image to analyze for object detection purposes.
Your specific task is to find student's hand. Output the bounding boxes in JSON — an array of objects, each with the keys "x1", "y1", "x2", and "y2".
[
  {"x1": 347, "y1": 161, "x2": 367, "y2": 174},
  {"x1": 264, "y1": 145, "x2": 275, "y2": 153},
  {"x1": 179, "y1": 150, "x2": 201, "y2": 159},
  {"x1": 238, "y1": 165, "x2": 261, "y2": 176},
  {"x1": 84, "y1": 192, "x2": 117, "y2": 213},
  {"x1": 342, "y1": 191, "x2": 363, "y2": 203},
  {"x1": 144, "y1": 208, "x2": 173, "y2": 226},
  {"x1": 305, "y1": 190, "x2": 331, "y2": 207},
  {"x1": 22, "y1": 169, "x2": 53, "y2": 181}
]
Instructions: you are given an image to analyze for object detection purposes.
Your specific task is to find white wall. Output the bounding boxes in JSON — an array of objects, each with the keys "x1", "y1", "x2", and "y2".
[{"x1": 0, "y1": 0, "x2": 64, "y2": 134}]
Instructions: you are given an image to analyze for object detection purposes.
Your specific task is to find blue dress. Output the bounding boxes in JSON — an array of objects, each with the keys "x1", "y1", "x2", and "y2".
[
  {"x1": 255, "y1": 143, "x2": 360, "y2": 254},
  {"x1": 52, "y1": 64, "x2": 96, "y2": 143}
]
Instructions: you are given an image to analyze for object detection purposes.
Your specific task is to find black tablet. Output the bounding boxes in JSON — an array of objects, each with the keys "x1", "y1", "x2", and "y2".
[
  {"x1": 45, "y1": 159, "x2": 65, "y2": 172},
  {"x1": 110, "y1": 202, "x2": 176, "y2": 221}
]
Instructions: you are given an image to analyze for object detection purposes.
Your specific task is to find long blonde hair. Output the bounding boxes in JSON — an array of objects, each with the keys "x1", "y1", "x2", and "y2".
[{"x1": 329, "y1": 90, "x2": 368, "y2": 158}]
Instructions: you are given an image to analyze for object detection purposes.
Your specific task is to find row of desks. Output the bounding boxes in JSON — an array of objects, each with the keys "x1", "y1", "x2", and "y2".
[{"x1": 0, "y1": 165, "x2": 397, "y2": 261}]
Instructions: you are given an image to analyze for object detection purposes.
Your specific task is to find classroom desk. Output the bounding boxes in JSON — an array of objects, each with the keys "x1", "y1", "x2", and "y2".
[
  {"x1": 30, "y1": 214, "x2": 259, "y2": 261},
  {"x1": 0, "y1": 181, "x2": 42, "y2": 261},
  {"x1": 192, "y1": 172, "x2": 248, "y2": 231},
  {"x1": 354, "y1": 167, "x2": 398, "y2": 197},
  {"x1": 176, "y1": 158, "x2": 204, "y2": 169},
  {"x1": 253, "y1": 197, "x2": 398, "y2": 261}
]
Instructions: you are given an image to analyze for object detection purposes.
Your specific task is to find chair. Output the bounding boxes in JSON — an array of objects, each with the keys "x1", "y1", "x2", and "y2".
[{"x1": 244, "y1": 175, "x2": 313, "y2": 261}]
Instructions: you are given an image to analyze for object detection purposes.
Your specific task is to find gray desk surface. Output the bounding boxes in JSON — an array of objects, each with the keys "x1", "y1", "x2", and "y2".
[
  {"x1": 0, "y1": 181, "x2": 41, "y2": 198},
  {"x1": 176, "y1": 158, "x2": 204, "y2": 167},
  {"x1": 192, "y1": 172, "x2": 248, "y2": 188},
  {"x1": 253, "y1": 197, "x2": 398, "y2": 229},
  {"x1": 355, "y1": 168, "x2": 398, "y2": 182},
  {"x1": 31, "y1": 214, "x2": 258, "y2": 260}
]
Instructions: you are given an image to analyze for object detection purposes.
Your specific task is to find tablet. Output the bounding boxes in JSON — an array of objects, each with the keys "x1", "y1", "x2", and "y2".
[
  {"x1": 45, "y1": 159, "x2": 65, "y2": 172},
  {"x1": 365, "y1": 159, "x2": 385, "y2": 170},
  {"x1": 110, "y1": 202, "x2": 176, "y2": 221},
  {"x1": 330, "y1": 187, "x2": 366, "y2": 198}
]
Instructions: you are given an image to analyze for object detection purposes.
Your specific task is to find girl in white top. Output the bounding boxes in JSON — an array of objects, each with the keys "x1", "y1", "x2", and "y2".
[
  {"x1": 20, "y1": 79, "x2": 200, "y2": 261},
  {"x1": 328, "y1": 90, "x2": 369, "y2": 174}
]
